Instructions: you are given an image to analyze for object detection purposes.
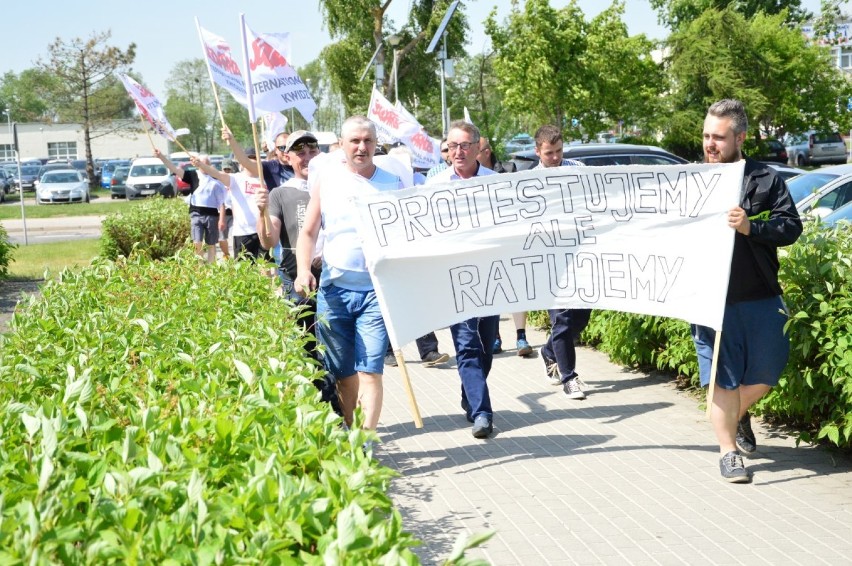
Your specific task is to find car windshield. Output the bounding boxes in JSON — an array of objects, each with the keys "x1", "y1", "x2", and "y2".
[
  {"x1": 20, "y1": 166, "x2": 40, "y2": 175},
  {"x1": 130, "y1": 164, "x2": 168, "y2": 177},
  {"x1": 43, "y1": 172, "x2": 80, "y2": 183},
  {"x1": 787, "y1": 172, "x2": 840, "y2": 204}
]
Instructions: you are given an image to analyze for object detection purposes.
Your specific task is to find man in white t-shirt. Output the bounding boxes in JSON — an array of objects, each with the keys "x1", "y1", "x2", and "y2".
[
  {"x1": 295, "y1": 116, "x2": 403, "y2": 432},
  {"x1": 194, "y1": 130, "x2": 268, "y2": 261}
]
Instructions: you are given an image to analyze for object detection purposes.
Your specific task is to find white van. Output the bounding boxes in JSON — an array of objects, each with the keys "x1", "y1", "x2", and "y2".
[{"x1": 125, "y1": 157, "x2": 176, "y2": 200}]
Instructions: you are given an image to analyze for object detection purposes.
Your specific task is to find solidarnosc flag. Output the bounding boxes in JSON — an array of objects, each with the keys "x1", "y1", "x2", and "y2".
[
  {"x1": 395, "y1": 102, "x2": 442, "y2": 169},
  {"x1": 196, "y1": 18, "x2": 248, "y2": 107},
  {"x1": 117, "y1": 73, "x2": 176, "y2": 139},
  {"x1": 263, "y1": 112, "x2": 289, "y2": 152},
  {"x1": 239, "y1": 15, "x2": 317, "y2": 123},
  {"x1": 368, "y1": 87, "x2": 420, "y2": 145}
]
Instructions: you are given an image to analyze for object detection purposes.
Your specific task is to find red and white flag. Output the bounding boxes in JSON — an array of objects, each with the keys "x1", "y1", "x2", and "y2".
[
  {"x1": 367, "y1": 87, "x2": 421, "y2": 145},
  {"x1": 239, "y1": 15, "x2": 316, "y2": 123},
  {"x1": 117, "y1": 73, "x2": 176, "y2": 139},
  {"x1": 395, "y1": 101, "x2": 442, "y2": 169},
  {"x1": 196, "y1": 19, "x2": 248, "y2": 107}
]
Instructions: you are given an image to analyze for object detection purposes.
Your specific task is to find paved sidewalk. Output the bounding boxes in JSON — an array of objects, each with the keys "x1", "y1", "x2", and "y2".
[{"x1": 377, "y1": 317, "x2": 852, "y2": 565}]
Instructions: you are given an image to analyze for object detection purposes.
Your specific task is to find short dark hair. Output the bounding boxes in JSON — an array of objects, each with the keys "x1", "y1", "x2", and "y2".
[
  {"x1": 448, "y1": 120, "x2": 480, "y2": 142},
  {"x1": 535, "y1": 125, "x2": 563, "y2": 147},
  {"x1": 707, "y1": 99, "x2": 748, "y2": 135}
]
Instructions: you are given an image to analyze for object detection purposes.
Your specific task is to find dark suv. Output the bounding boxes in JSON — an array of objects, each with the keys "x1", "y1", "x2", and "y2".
[{"x1": 508, "y1": 142, "x2": 688, "y2": 171}]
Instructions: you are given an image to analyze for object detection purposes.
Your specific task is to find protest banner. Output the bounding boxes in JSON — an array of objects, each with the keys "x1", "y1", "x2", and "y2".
[
  {"x1": 117, "y1": 74, "x2": 176, "y2": 140},
  {"x1": 368, "y1": 87, "x2": 420, "y2": 146},
  {"x1": 395, "y1": 102, "x2": 442, "y2": 170},
  {"x1": 354, "y1": 162, "x2": 743, "y2": 349},
  {"x1": 196, "y1": 19, "x2": 248, "y2": 110},
  {"x1": 263, "y1": 112, "x2": 289, "y2": 152},
  {"x1": 239, "y1": 18, "x2": 316, "y2": 123}
]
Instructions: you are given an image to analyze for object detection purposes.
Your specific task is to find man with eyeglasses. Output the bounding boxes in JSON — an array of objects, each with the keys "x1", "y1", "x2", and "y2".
[
  {"x1": 426, "y1": 137, "x2": 450, "y2": 178},
  {"x1": 427, "y1": 120, "x2": 499, "y2": 439},
  {"x1": 228, "y1": 127, "x2": 295, "y2": 190}
]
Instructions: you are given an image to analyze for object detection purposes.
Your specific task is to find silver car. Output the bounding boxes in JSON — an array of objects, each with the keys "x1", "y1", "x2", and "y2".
[
  {"x1": 35, "y1": 169, "x2": 90, "y2": 204},
  {"x1": 785, "y1": 131, "x2": 848, "y2": 166},
  {"x1": 791, "y1": 163, "x2": 852, "y2": 218}
]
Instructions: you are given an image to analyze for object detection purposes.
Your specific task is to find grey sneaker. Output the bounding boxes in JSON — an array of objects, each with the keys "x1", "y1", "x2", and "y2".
[
  {"x1": 384, "y1": 353, "x2": 398, "y2": 367},
  {"x1": 472, "y1": 414, "x2": 493, "y2": 438},
  {"x1": 544, "y1": 358, "x2": 562, "y2": 386},
  {"x1": 422, "y1": 351, "x2": 450, "y2": 367},
  {"x1": 720, "y1": 450, "x2": 752, "y2": 483},
  {"x1": 563, "y1": 378, "x2": 586, "y2": 400},
  {"x1": 736, "y1": 412, "x2": 757, "y2": 455}
]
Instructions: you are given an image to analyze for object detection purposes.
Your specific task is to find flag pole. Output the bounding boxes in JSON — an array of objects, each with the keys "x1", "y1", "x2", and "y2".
[
  {"x1": 705, "y1": 331, "x2": 722, "y2": 417},
  {"x1": 138, "y1": 115, "x2": 155, "y2": 149},
  {"x1": 394, "y1": 349, "x2": 424, "y2": 428}
]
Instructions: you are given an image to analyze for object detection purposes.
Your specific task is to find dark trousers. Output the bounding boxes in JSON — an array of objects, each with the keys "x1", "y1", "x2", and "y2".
[
  {"x1": 385, "y1": 331, "x2": 441, "y2": 361},
  {"x1": 233, "y1": 233, "x2": 270, "y2": 262},
  {"x1": 541, "y1": 309, "x2": 591, "y2": 383},
  {"x1": 450, "y1": 315, "x2": 500, "y2": 420}
]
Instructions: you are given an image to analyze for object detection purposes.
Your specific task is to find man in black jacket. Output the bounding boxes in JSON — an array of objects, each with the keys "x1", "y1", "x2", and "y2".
[{"x1": 693, "y1": 99, "x2": 802, "y2": 483}]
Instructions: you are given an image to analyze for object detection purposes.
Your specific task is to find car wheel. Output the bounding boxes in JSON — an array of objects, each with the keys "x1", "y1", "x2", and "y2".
[
  {"x1": 0, "y1": 190, "x2": 4, "y2": 203},
  {"x1": 85, "y1": 193, "x2": 90, "y2": 203},
  {"x1": 796, "y1": 154, "x2": 806, "y2": 167}
]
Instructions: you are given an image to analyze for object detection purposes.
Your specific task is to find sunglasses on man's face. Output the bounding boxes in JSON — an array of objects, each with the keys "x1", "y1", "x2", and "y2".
[{"x1": 278, "y1": 141, "x2": 319, "y2": 153}]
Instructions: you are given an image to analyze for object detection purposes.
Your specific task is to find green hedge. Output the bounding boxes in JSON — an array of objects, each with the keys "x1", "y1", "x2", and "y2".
[
  {"x1": 0, "y1": 253, "x2": 421, "y2": 563},
  {"x1": 578, "y1": 222, "x2": 852, "y2": 448},
  {"x1": 0, "y1": 223, "x2": 15, "y2": 280},
  {"x1": 101, "y1": 197, "x2": 189, "y2": 260}
]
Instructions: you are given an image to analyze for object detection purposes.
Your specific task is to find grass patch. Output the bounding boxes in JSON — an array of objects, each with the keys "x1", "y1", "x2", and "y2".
[
  {"x1": 0, "y1": 198, "x2": 143, "y2": 220},
  {"x1": 8, "y1": 238, "x2": 100, "y2": 279}
]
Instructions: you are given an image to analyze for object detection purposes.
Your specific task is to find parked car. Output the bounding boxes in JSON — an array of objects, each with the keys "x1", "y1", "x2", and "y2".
[
  {"x1": 753, "y1": 139, "x2": 787, "y2": 164},
  {"x1": 124, "y1": 157, "x2": 176, "y2": 200},
  {"x1": 784, "y1": 131, "x2": 847, "y2": 166},
  {"x1": 35, "y1": 169, "x2": 90, "y2": 204},
  {"x1": 14, "y1": 165, "x2": 41, "y2": 192},
  {"x1": 822, "y1": 200, "x2": 852, "y2": 227},
  {"x1": 765, "y1": 163, "x2": 806, "y2": 181},
  {"x1": 508, "y1": 142, "x2": 688, "y2": 171},
  {"x1": 0, "y1": 168, "x2": 13, "y2": 195},
  {"x1": 100, "y1": 159, "x2": 132, "y2": 189},
  {"x1": 790, "y1": 163, "x2": 852, "y2": 218},
  {"x1": 35, "y1": 163, "x2": 76, "y2": 189},
  {"x1": 504, "y1": 134, "x2": 535, "y2": 154},
  {"x1": 109, "y1": 165, "x2": 131, "y2": 199}
]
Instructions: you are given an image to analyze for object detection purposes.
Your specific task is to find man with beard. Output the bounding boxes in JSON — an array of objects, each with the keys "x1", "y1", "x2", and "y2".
[{"x1": 692, "y1": 99, "x2": 802, "y2": 483}]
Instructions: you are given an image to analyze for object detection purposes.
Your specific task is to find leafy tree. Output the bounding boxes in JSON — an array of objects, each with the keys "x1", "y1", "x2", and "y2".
[
  {"x1": 663, "y1": 7, "x2": 852, "y2": 159},
  {"x1": 35, "y1": 31, "x2": 136, "y2": 186},
  {"x1": 319, "y1": 0, "x2": 467, "y2": 134},
  {"x1": 164, "y1": 59, "x2": 218, "y2": 153},
  {"x1": 0, "y1": 70, "x2": 60, "y2": 122},
  {"x1": 649, "y1": 0, "x2": 812, "y2": 30},
  {"x1": 296, "y1": 59, "x2": 345, "y2": 133},
  {"x1": 485, "y1": 0, "x2": 665, "y2": 142}
]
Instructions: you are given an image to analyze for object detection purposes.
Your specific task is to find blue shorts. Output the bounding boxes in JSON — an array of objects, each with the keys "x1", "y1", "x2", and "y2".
[
  {"x1": 316, "y1": 284, "x2": 389, "y2": 378},
  {"x1": 691, "y1": 295, "x2": 790, "y2": 390}
]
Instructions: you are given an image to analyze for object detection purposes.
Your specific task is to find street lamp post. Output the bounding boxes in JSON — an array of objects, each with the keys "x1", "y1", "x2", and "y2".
[
  {"x1": 4, "y1": 107, "x2": 28, "y2": 245},
  {"x1": 388, "y1": 34, "x2": 401, "y2": 103}
]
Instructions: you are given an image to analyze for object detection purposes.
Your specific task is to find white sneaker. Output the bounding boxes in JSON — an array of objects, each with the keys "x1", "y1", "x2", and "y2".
[
  {"x1": 544, "y1": 358, "x2": 562, "y2": 386},
  {"x1": 563, "y1": 378, "x2": 586, "y2": 400}
]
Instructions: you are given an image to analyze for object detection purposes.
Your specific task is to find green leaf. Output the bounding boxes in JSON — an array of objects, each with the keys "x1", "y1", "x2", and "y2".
[{"x1": 234, "y1": 358, "x2": 255, "y2": 386}]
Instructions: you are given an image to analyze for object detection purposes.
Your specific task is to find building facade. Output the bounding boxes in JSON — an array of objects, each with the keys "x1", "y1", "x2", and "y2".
[{"x1": 0, "y1": 120, "x2": 169, "y2": 163}]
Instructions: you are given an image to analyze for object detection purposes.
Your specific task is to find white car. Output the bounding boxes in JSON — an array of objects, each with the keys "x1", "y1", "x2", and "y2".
[
  {"x1": 790, "y1": 163, "x2": 852, "y2": 219},
  {"x1": 125, "y1": 157, "x2": 176, "y2": 200},
  {"x1": 35, "y1": 169, "x2": 89, "y2": 204}
]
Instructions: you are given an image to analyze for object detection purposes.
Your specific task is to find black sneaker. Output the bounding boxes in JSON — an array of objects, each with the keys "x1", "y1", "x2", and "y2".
[
  {"x1": 422, "y1": 351, "x2": 450, "y2": 367},
  {"x1": 384, "y1": 353, "x2": 398, "y2": 367},
  {"x1": 562, "y1": 377, "x2": 586, "y2": 400},
  {"x1": 736, "y1": 412, "x2": 757, "y2": 455},
  {"x1": 719, "y1": 451, "x2": 751, "y2": 483},
  {"x1": 472, "y1": 414, "x2": 493, "y2": 438}
]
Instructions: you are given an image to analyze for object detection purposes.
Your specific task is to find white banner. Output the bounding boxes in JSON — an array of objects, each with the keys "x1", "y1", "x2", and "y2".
[
  {"x1": 196, "y1": 19, "x2": 248, "y2": 107},
  {"x1": 368, "y1": 87, "x2": 420, "y2": 145},
  {"x1": 240, "y1": 16, "x2": 317, "y2": 123},
  {"x1": 117, "y1": 74, "x2": 176, "y2": 139},
  {"x1": 354, "y1": 162, "x2": 744, "y2": 347},
  {"x1": 395, "y1": 102, "x2": 442, "y2": 170},
  {"x1": 262, "y1": 112, "x2": 289, "y2": 151}
]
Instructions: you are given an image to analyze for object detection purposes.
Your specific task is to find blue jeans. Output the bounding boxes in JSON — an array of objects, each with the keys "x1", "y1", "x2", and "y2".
[
  {"x1": 316, "y1": 284, "x2": 389, "y2": 378},
  {"x1": 541, "y1": 309, "x2": 591, "y2": 383},
  {"x1": 450, "y1": 315, "x2": 500, "y2": 420}
]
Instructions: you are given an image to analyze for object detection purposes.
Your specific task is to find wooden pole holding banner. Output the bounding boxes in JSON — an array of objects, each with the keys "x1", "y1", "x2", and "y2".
[
  {"x1": 705, "y1": 331, "x2": 723, "y2": 417},
  {"x1": 249, "y1": 120, "x2": 272, "y2": 238},
  {"x1": 139, "y1": 115, "x2": 156, "y2": 149},
  {"x1": 394, "y1": 349, "x2": 424, "y2": 428}
]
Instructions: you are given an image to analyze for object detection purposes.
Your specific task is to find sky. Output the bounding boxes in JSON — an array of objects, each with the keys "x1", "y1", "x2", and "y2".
[{"x1": 1, "y1": 0, "x2": 827, "y2": 105}]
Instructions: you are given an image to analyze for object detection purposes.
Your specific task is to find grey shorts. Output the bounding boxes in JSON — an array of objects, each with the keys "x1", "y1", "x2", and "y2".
[{"x1": 190, "y1": 212, "x2": 219, "y2": 245}]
